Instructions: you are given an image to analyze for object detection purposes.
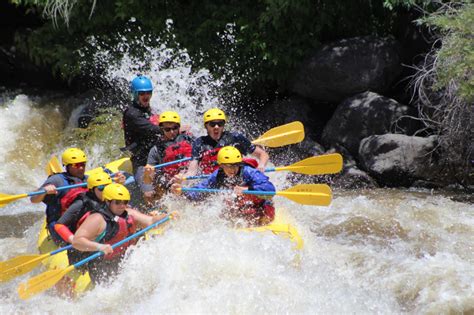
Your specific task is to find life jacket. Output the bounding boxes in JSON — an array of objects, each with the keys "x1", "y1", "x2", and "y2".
[
  {"x1": 73, "y1": 192, "x2": 103, "y2": 231},
  {"x1": 45, "y1": 173, "x2": 85, "y2": 224},
  {"x1": 198, "y1": 133, "x2": 236, "y2": 174},
  {"x1": 149, "y1": 114, "x2": 160, "y2": 126},
  {"x1": 59, "y1": 187, "x2": 88, "y2": 215},
  {"x1": 216, "y1": 165, "x2": 274, "y2": 225},
  {"x1": 95, "y1": 207, "x2": 137, "y2": 260},
  {"x1": 242, "y1": 157, "x2": 258, "y2": 168},
  {"x1": 161, "y1": 134, "x2": 193, "y2": 177}
]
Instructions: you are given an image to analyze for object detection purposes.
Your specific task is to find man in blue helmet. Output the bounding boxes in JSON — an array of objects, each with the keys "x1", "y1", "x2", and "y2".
[{"x1": 122, "y1": 75, "x2": 162, "y2": 200}]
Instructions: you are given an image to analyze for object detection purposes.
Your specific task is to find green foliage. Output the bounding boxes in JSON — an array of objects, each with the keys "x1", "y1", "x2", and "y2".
[
  {"x1": 424, "y1": 1, "x2": 474, "y2": 103},
  {"x1": 411, "y1": 1, "x2": 473, "y2": 186},
  {"x1": 62, "y1": 108, "x2": 125, "y2": 164},
  {"x1": 8, "y1": 0, "x2": 411, "y2": 87}
]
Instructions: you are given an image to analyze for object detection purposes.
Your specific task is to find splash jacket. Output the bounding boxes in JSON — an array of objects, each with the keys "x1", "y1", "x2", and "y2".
[
  {"x1": 54, "y1": 191, "x2": 103, "y2": 243},
  {"x1": 192, "y1": 131, "x2": 256, "y2": 174},
  {"x1": 184, "y1": 165, "x2": 275, "y2": 225},
  {"x1": 123, "y1": 101, "x2": 162, "y2": 171},
  {"x1": 147, "y1": 134, "x2": 194, "y2": 184}
]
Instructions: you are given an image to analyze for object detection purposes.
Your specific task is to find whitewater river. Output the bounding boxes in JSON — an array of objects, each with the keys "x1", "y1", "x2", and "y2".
[{"x1": 0, "y1": 89, "x2": 472, "y2": 314}]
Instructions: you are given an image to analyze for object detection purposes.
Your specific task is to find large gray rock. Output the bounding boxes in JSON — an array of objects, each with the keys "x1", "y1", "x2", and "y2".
[
  {"x1": 290, "y1": 36, "x2": 402, "y2": 103},
  {"x1": 321, "y1": 91, "x2": 418, "y2": 158},
  {"x1": 359, "y1": 134, "x2": 438, "y2": 186},
  {"x1": 261, "y1": 96, "x2": 326, "y2": 139}
]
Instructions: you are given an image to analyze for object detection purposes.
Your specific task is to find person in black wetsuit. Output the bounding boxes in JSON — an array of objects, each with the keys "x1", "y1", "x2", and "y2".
[
  {"x1": 122, "y1": 75, "x2": 162, "y2": 202},
  {"x1": 53, "y1": 171, "x2": 113, "y2": 244}
]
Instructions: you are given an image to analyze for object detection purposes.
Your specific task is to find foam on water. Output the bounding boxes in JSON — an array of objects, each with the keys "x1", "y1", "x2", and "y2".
[{"x1": 0, "y1": 94, "x2": 67, "y2": 215}]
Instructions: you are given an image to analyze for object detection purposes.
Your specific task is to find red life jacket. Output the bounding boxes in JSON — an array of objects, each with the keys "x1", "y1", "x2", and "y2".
[
  {"x1": 149, "y1": 114, "x2": 160, "y2": 126},
  {"x1": 76, "y1": 211, "x2": 91, "y2": 230},
  {"x1": 198, "y1": 132, "x2": 237, "y2": 174},
  {"x1": 97, "y1": 209, "x2": 137, "y2": 260},
  {"x1": 242, "y1": 157, "x2": 258, "y2": 168},
  {"x1": 59, "y1": 187, "x2": 88, "y2": 215},
  {"x1": 199, "y1": 147, "x2": 221, "y2": 174},
  {"x1": 162, "y1": 135, "x2": 193, "y2": 177},
  {"x1": 217, "y1": 164, "x2": 274, "y2": 226}
]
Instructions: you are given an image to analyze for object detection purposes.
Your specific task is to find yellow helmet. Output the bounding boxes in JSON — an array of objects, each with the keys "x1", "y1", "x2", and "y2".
[
  {"x1": 102, "y1": 183, "x2": 131, "y2": 201},
  {"x1": 87, "y1": 172, "x2": 112, "y2": 189},
  {"x1": 217, "y1": 146, "x2": 242, "y2": 164},
  {"x1": 159, "y1": 111, "x2": 181, "y2": 125},
  {"x1": 61, "y1": 148, "x2": 87, "y2": 166},
  {"x1": 203, "y1": 108, "x2": 226, "y2": 124}
]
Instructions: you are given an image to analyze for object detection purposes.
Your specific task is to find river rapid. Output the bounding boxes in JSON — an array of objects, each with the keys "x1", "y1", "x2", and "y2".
[{"x1": 0, "y1": 40, "x2": 473, "y2": 314}]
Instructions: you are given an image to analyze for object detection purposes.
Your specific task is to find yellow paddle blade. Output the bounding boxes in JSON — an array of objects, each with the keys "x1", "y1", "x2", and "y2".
[
  {"x1": 45, "y1": 156, "x2": 62, "y2": 176},
  {"x1": 251, "y1": 121, "x2": 304, "y2": 147},
  {"x1": 0, "y1": 193, "x2": 28, "y2": 208},
  {"x1": 244, "y1": 223, "x2": 304, "y2": 250},
  {"x1": 86, "y1": 157, "x2": 132, "y2": 176},
  {"x1": 18, "y1": 265, "x2": 75, "y2": 300},
  {"x1": 0, "y1": 254, "x2": 48, "y2": 283},
  {"x1": 276, "y1": 153, "x2": 343, "y2": 175},
  {"x1": 277, "y1": 184, "x2": 332, "y2": 206}
]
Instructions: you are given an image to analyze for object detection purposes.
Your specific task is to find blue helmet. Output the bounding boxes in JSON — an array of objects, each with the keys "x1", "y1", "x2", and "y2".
[{"x1": 130, "y1": 75, "x2": 153, "y2": 100}]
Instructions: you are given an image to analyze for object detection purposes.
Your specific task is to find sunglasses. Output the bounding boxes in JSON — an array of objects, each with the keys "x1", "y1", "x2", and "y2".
[
  {"x1": 112, "y1": 200, "x2": 129, "y2": 205},
  {"x1": 221, "y1": 163, "x2": 240, "y2": 170},
  {"x1": 96, "y1": 185, "x2": 105, "y2": 191},
  {"x1": 71, "y1": 162, "x2": 86, "y2": 168},
  {"x1": 138, "y1": 91, "x2": 152, "y2": 96},
  {"x1": 208, "y1": 121, "x2": 225, "y2": 128},
  {"x1": 161, "y1": 126, "x2": 180, "y2": 132}
]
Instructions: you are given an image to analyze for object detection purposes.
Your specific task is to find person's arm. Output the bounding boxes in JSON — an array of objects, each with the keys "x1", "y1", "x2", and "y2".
[
  {"x1": 54, "y1": 199, "x2": 85, "y2": 243},
  {"x1": 30, "y1": 185, "x2": 57, "y2": 203},
  {"x1": 56, "y1": 199, "x2": 85, "y2": 227},
  {"x1": 181, "y1": 160, "x2": 199, "y2": 178},
  {"x1": 73, "y1": 213, "x2": 113, "y2": 254},
  {"x1": 126, "y1": 208, "x2": 171, "y2": 229},
  {"x1": 126, "y1": 109, "x2": 162, "y2": 138},
  {"x1": 144, "y1": 146, "x2": 161, "y2": 184},
  {"x1": 234, "y1": 132, "x2": 269, "y2": 172},
  {"x1": 242, "y1": 167, "x2": 275, "y2": 194},
  {"x1": 30, "y1": 175, "x2": 63, "y2": 203},
  {"x1": 171, "y1": 171, "x2": 217, "y2": 201},
  {"x1": 251, "y1": 146, "x2": 269, "y2": 172}
]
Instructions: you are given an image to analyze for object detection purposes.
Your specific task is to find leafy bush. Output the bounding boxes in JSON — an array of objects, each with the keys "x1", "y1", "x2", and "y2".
[
  {"x1": 10, "y1": 0, "x2": 420, "y2": 88},
  {"x1": 410, "y1": 1, "x2": 473, "y2": 187}
]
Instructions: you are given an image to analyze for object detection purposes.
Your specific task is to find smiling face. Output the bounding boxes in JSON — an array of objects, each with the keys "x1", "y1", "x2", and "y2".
[
  {"x1": 137, "y1": 91, "x2": 152, "y2": 107},
  {"x1": 160, "y1": 122, "x2": 180, "y2": 140},
  {"x1": 205, "y1": 120, "x2": 225, "y2": 141},
  {"x1": 108, "y1": 199, "x2": 128, "y2": 216},
  {"x1": 67, "y1": 162, "x2": 86, "y2": 179}
]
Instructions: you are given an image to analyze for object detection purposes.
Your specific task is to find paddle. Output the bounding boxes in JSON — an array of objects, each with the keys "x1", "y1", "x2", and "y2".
[
  {"x1": 184, "y1": 153, "x2": 344, "y2": 180},
  {"x1": 0, "y1": 245, "x2": 72, "y2": 283},
  {"x1": 46, "y1": 157, "x2": 132, "y2": 177},
  {"x1": 0, "y1": 157, "x2": 189, "y2": 208},
  {"x1": 18, "y1": 214, "x2": 172, "y2": 300},
  {"x1": 179, "y1": 183, "x2": 332, "y2": 206},
  {"x1": 251, "y1": 121, "x2": 304, "y2": 147},
  {"x1": 45, "y1": 156, "x2": 62, "y2": 176}
]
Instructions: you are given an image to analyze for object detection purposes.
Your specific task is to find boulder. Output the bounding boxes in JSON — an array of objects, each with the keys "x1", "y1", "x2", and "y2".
[
  {"x1": 261, "y1": 96, "x2": 327, "y2": 140},
  {"x1": 358, "y1": 134, "x2": 438, "y2": 186},
  {"x1": 321, "y1": 91, "x2": 418, "y2": 158},
  {"x1": 290, "y1": 36, "x2": 402, "y2": 103}
]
